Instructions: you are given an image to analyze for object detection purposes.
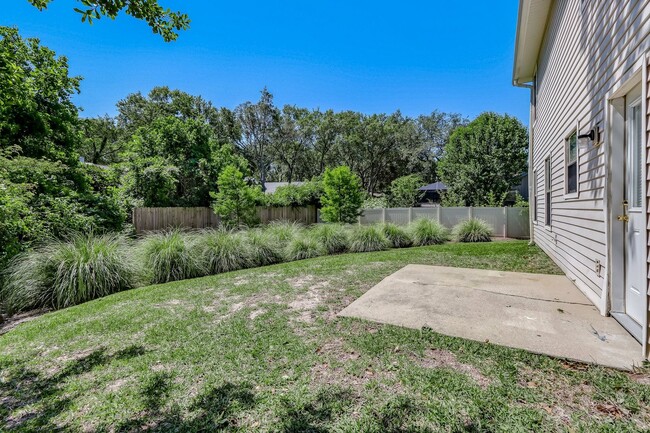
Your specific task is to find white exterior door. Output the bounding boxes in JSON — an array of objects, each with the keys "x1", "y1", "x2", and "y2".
[{"x1": 623, "y1": 85, "x2": 645, "y2": 325}]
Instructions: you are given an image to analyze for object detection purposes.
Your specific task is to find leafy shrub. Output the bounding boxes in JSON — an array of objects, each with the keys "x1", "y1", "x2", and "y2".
[
  {"x1": 139, "y1": 230, "x2": 205, "y2": 284},
  {"x1": 311, "y1": 224, "x2": 349, "y2": 254},
  {"x1": 245, "y1": 229, "x2": 285, "y2": 267},
  {"x1": 320, "y1": 166, "x2": 364, "y2": 223},
  {"x1": 362, "y1": 195, "x2": 388, "y2": 209},
  {"x1": 349, "y1": 225, "x2": 390, "y2": 253},
  {"x1": 453, "y1": 218, "x2": 492, "y2": 243},
  {"x1": 410, "y1": 219, "x2": 449, "y2": 246},
  {"x1": 197, "y1": 229, "x2": 252, "y2": 274},
  {"x1": 387, "y1": 174, "x2": 425, "y2": 207},
  {"x1": 382, "y1": 223, "x2": 413, "y2": 248},
  {"x1": 267, "y1": 180, "x2": 323, "y2": 207},
  {"x1": 1, "y1": 233, "x2": 135, "y2": 314},
  {"x1": 512, "y1": 192, "x2": 529, "y2": 209},
  {"x1": 285, "y1": 233, "x2": 326, "y2": 261}
]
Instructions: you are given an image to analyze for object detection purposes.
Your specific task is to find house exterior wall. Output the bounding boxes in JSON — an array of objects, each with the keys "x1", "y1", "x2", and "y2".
[
  {"x1": 646, "y1": 58, "x2": 650, "y2": 354},
  {"x1": 532, "y1": 0, "x2": 650, "y2": 321}
]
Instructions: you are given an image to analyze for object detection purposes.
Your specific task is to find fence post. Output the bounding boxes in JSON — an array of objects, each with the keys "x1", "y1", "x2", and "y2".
[
  {"x1": 408, "y1": 207, "x2": 413, "y2": 224},
  {"x1": 436, "y1": 206, "x2": 441, "y2": 223},
  {"x1": 468, "y1": 206, "x2": 473, "y2": 219},
  {"x1": 503, "y1": 207, "x2": 508, "y2": 238},
  {"x1": 382, "y1": 208, "x2": 386, "y2": 224}
]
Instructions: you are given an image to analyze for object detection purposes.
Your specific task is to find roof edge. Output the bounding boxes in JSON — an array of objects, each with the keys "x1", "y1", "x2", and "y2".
[{"x1": 512, "y1": 0, "x2": 552, "y2": 86}]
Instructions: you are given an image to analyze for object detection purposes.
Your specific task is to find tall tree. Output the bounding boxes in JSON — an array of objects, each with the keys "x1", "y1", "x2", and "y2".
[
  {"x1": 79, "y1": 115, "x2": 127, "y2": 164},
  {"x1": 271, "y1": 105, "x2": 315, "y2": 182},
  {"x1": 235, "y1": 88, "x2": 279, "y2": 191},
  {"x1": 0, "y1": 26, "x2": 81, "y2": 163},
  {"x1": 438, "y1": 112, "x2": 528, "y2": 206},
  {"x1": 116, "y1": 87, "x2": 220, "y2": 135},
  {"x1": 310, "y1": 109, "x2": 340, "y2": 175},
  {"x1": 0, "y1": 27, "x2": 125, "y2": 265},
  {"x1": 27, "y1": 0, "x2": 190, "y2": 41},
  {"x1": 411, "y1": 111, "x2": 467, "y2": 182}
]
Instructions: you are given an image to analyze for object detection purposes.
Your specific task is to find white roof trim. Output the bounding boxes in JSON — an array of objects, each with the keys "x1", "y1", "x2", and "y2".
[{"x1": 513, "y1": 0, "x2": 553, "y2": 86}]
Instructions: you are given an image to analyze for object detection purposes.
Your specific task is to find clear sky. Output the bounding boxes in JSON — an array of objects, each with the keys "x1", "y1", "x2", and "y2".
[{"x1": 3, "y1": 1, "x2": 529, "y2": 123}]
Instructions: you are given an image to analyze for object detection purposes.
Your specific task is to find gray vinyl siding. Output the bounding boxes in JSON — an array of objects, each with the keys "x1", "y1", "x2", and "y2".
[{"x1": 532, "y1": 0, "x2": 650, "y2": 306}]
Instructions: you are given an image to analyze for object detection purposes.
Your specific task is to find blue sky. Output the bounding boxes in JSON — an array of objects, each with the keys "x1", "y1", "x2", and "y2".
[{"x1": 4, "y1": 1, "x2": 529, "y2": 123}]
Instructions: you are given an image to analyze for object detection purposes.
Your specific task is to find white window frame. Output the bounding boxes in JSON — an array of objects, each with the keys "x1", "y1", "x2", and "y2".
[
  {"x1": 564, "y1": 126, "x2": 579, "y2": 199},
  {"x1": 533, "y1": 170, "x2": 538, "y2": 223},
  {"x1": 627, "y1": 95, "x2": 643, "y2": 211},
  {"x1": 544, "y1": 156, "x2": 552, "y2": 227}
]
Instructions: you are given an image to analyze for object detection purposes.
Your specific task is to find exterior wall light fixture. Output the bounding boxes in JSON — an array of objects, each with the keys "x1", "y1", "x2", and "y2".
[{"x1": 578, "y1": 127, "x2": 601, "y2": 147}]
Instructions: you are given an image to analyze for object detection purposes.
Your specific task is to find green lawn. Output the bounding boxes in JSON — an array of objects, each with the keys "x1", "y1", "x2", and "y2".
[{"x1": 2, "y1": 241, "x2": 649, "y2": 432}]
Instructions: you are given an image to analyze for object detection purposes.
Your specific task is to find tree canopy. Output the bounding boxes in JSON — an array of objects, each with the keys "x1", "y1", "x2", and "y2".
[
  {"x1": 0, "y1": 27, "x2": 125, "y2": 266},
  {"x1": 27, "y1": 0, "x2": 190, "y2": 41},
  {"x1": 438, "y1": 112, "x2": 528, "y2": 206}
]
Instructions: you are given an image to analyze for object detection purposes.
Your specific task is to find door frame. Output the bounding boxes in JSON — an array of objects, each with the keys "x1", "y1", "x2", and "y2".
[{"x1": 606, "y1": 64, "x2": 648, "y2": 347}]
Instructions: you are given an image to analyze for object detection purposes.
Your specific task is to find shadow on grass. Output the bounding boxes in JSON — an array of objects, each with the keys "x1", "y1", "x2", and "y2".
[
  {"x1": 108, "y1": 381, "x2": 256, "y2": 432},
  {"x1": 0, "y1": 345, "x2": 146, "y2": 431},
  {"x1": 278, "y1": 388, "x2": 355, "y2": 433}
]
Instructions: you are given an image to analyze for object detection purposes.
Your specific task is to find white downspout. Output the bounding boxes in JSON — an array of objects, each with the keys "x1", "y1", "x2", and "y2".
[{"x1": 514, "y1": 80, "x2": 535, "y2": 245}]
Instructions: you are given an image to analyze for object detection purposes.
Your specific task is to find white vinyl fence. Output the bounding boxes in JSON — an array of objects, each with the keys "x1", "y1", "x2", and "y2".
[{"x1": 352, "y1": 207, "x2": 529, "y2": 238}]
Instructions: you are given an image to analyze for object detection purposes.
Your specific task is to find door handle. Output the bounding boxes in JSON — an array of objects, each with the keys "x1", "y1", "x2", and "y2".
[{"x1": 618, "y1": 200, "x2": 629, "y2": 223}]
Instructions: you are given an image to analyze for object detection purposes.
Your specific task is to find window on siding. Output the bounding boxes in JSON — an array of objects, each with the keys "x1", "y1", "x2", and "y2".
[
  {"x1": 533, "y1": 170, "x2": 538, "y2": 221},
  {"x1": 630, "y1": 103, "x2": 643, "y2": 208},
  {"x1": 545, "y1": 158, "x2": 552, "y2": 226},
  {"x1": 566, "y1": 131, "x2": 578, "y2": 195}
]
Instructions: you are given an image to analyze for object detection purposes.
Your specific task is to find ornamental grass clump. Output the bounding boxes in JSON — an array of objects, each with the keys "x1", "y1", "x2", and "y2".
[
  {"x1": 285, "y1": 233, "x2": 326, "y2": 261},
  {"x1": 246, "y1": 229, "x2": 285, "y2": 267},
  {"x1": 453, "y1": 218, "x2": 492, "y2": 243},
  {"x1": 265, "y1": 221, "x2": 304, "y2": 248},
  {"x1": 410, "y1": 218, "x2": 449, "y2": 246},
  {"x1": 349, "y1": 225, "x2": 391, "y2": 253},
  {"x1": 382, "y1": 223, "x2": 413, "y2": 248},
  {"x1": 139, "y1": 230, "x2": 205, "y2": 284},
  {"x1": 1, "y1": 233, "x2": 136, "y2": 314},
  {"x1": 197, "y1": 229, "x2": 252, "y2": 275},
  {"x1": 311, "y1": 224, "x2": 350, "y2": 254}
]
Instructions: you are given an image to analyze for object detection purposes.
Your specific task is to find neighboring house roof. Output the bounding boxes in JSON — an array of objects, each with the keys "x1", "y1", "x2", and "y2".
[
  {"x1": 419, "y1": 182, "x2": 448, "y2": 191},
  {"x1": 263, "y1": 181, "x2": 305, "y2": 194},
  {"x1": 512, "y1": 0, "x2": 553, "y2": 86}
]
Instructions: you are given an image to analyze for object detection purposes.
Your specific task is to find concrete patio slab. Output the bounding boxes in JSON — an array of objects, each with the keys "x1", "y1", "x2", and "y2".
[{"x1": 338, "y1": 265, "x2": 644, "y2": 370}]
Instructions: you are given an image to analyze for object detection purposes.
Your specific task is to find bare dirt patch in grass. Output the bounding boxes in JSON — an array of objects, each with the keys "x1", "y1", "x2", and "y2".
[
  {"x1": 413, "y1": 349, "x2": 491, "y2": 389},
  {"x1": 516, "y1": 366, "x2": 649, "y2": 427},
  {"x1": 106, "y1": 378, "x2": 129, "y2": 392},
  {"x1": 249, "y1": 309, "x2": 266, "y2": 320},
  {"x1": 154, "y1": 299, "x2": 194, "y2": 312},
  {"x1": 311, "y1": 338, "x2": 402, "y2": 394},
  {"x1": 286, "y1": 275, "x2": 333, "y2": 323},
  {"x1": 0, "y1": 309, "x2": 49, "y2": 335},
  {"x1": 233, "y1": 276, "x2": 250, "y2": 286}
]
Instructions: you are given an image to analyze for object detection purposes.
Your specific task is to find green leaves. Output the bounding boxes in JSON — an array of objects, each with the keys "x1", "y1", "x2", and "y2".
[
  {"x1": 0, "y1": 26, "x2": 81, "y2": 163},
  {"x1": 438, "y1": 112, "x2": 528, "y2": 207},
  {"x1": 212, "y1": 165, "x2": 263, "y2": 228},
  {"x1": 388, "y1": 174, "x2": 425, "y2": 208},
  {"x1": 320, "y1": 166, "x2": 363, "y2": 224},
  {"x1": 28, "y1": 0, "x2": 190, "y2": 42}
]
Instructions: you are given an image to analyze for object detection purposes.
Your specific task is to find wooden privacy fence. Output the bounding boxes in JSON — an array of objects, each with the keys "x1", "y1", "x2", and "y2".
[
  {"x1": 354, "y1": 207, "x2": 530, "y2": 238},
  {"x1": 133, "y1": 205, "x2": 318, "y2": 233},
  {"x1": 133, "y1": 205, "x2": 529, "y2": 238}
]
